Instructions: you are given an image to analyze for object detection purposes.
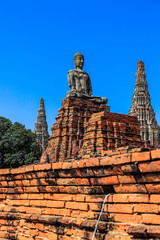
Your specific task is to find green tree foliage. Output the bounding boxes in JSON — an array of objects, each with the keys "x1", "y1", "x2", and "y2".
[{"x1": 0, "y1": 117, "x2": 41, "y2": 168}]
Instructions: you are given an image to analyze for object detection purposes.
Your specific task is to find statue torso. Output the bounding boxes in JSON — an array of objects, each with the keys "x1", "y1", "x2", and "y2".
[
  {"x1": 68, "y1": 69, "x2": 89, "y2": 80},
  {"x1": 68, "y1": 69, "x2": 91, "y2": 95}
]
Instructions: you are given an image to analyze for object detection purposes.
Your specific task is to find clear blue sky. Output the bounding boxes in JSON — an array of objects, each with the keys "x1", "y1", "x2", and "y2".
[{"x1": 0, "y1": 0, "x2": 160, "y2": 134}]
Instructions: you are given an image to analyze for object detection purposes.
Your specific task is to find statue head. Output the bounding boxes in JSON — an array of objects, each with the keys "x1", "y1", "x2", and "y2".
[{"x1": 73, "y1": 52, "x2": 84, "y2": 70}]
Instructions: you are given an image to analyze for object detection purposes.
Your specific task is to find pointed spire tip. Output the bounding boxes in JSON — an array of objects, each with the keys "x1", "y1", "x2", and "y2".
[
  {"x1": 40, "y1": 98, "x2": 44, "y2": 103},
  {"x1": 137, "y1": 60, "x2": 145, "y2": 72}
]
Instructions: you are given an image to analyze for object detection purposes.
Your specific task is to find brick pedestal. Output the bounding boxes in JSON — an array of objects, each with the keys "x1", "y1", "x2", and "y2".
[
  {"x1": 47, "y1": 97, "x2": 144, "y2": 162},
  {"x1": 47, "y1": 97, "x2": 110, "y2": 162}
]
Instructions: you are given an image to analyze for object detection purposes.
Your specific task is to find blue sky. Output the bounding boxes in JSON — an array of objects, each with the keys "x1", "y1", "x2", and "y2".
[{"x1": 0, "y1": 0, "x2": 160, "y2": 134}]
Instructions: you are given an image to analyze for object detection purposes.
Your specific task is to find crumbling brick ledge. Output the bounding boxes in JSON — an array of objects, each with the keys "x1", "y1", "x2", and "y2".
[{"x1": 0, "y1": 147, "x2": 160, "y2": 240}]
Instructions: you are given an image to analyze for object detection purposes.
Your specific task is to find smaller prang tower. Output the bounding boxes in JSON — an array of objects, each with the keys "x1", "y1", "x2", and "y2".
[
  {"x1": 129, "y1": 61, "x2": 160, "y2": 147},
  {"x1": 34, "y1": 98, "x2": 49, "y2": 152}
]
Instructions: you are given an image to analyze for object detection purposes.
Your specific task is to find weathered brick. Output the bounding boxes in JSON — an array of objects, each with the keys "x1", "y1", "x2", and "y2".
[
  {"x1": 30, "y1": 178, "x2": 49, "y2": 186},
  {"x1": 71, "y1": 210, "x2": 95, "y2": 219},
  {"x1": 57, "y1": 178, "x2": 89, "y2": 186},
  {"x1": 0, "y1": 181, "x2": 8, "y2": 187},
  {"x1": 0, "y1": 231, "x2": 9, "y2": 238},
  {"x1": 127, "y1": 225, "x2": 148, "y2": 238},
  {"x1": 131, "y1": 151, "x2": 150, "y2": 162},
  {"x1": 110, "y1": 213, "x2": 142, "y2": 224},
  {"x1": 121, "y1": 164, "x2": 138, "y2": 173},
  {"x1": 142, "y1": 214, "x2": 160, "y2": 224},
  {"x1": 14, "y1": 180, "x2": 23, "y2": 186},
  {"x1": 35, "y1": 223, "x2": 44, "y2": 231},
  {"x1": 17, "y1": 235, "x2": 34, "y2": 240},
  {"x1": 73, "y1": 194, "x2": 85, "y2": 202},
  {"x1": 28, "y1": 193, "x2": 44, "y2": 200},
  {"x1": 150, "y1": 194, "x2": 160, "y2": 203},
  {"x1": 145, "y1": 183, "x2": 160, "y2": 193},
  {"x1": 14, "y1": 173, "x2": 25, "y2": 180},
  {"x1": 118, "y1": 175, "x2": 136, "y2": 184},
  {"x1": 139, "y1": 160, "x2": 160, "y2": 173},
  {"x1": 105, "y1": 234, "x2": 131, "y2": 240},
  {"x1": 0, "y1": 194, "x2": 6, "y2": 199},
  {"x1": 11, "y1": 166, "x2": 26, "y2": 174},
  {"x1": 46, "y1": 186, "x2": 60, "y2": 193},
  {"x1": 42, "y1": 208, "x2": 71, "y2": 216},
  {"x1": 33, "y1": 163, "x2": 52, "y2": 171},
  {"x1": 23, "y1": 187, "x2": 40, "y2": 193},
  {"x1": 85, "y1": 195, "x2": 106, "y2": 202},
  {"x1": 85, "y1": 158, "x2": 100, "y2": 167},
  {"x1": 52, "y1": 162, "x2": 62, "y2": 170},
  {"x1": 151, "y1": 149, "x2": 160, "y2": 160},
  {"x1": 78, "y1": 159, "x2": 87, "y2": 168},
  {"x1": 114, "y1": 184, "x2": 147, "y2": 193},
  {"x1": 133, "y1": 203, "x2": 158, "y2": 213},
  {"x1": 10, "y1": 199, "x2": 30, "y2": 206},
  {"x1": 25, "y1": 165, "x2": 34, "y2": 172},
  {"x1": 100, "y1": 154, "x2": 131, "y2": 166},
  {"x1": 0, "y1": 168, "x2": 10, "y2": 175},
  {"x1": 136, "y1": 173, "x2": 160, "y2": 183},
  {"x1": 44, "y1": 193, "x2": 73, "y2": 201},
  {"x1": 78, "y1": 186, "x2": 107, "y2": 194},
  {"x1": 33, "y1": 171, "x2": 48, "y2": 179},
  {"x1": 26, "y1": 207, "x2": 42, "y2": 214},
  {"x1": 126, "y1": 194, "x2": 149, "y2": 203},
  {"x1": 147, "y1": 225, "x2": 160, "y2": 237},
  {"x1": 89, "y1": 202, "x2": 101, "y2": 211},
  {"x1": 46, "y1": 200, "x2": 65, "y2": 208},
  {"x1": 46, "y1": 232, "x2": 57, "y2": 239},
  {"x1": 90, "y1": 176, "x2": 119, "y2": 185},
  {"x1": 66, "y1": 202, "x2": 88, "y2": 211},
  {"x1": 30, "y1": 200, "x2": 46, "y2": 207},
  {"x1": 59, "y1": 235, "x2": 77, "y2": 240},
  {"x1": 106, "y1": 203, "x2": 133, "y2": 213},
  {"x1": 62, "y1": 162, "x2": 73, "y2": 169},
  {"x1": 22, "y1": 180, "x2": 30, "y2": 186},
  {"x1": 103, "y1": 166, "x2": 123, "y2": 176}
]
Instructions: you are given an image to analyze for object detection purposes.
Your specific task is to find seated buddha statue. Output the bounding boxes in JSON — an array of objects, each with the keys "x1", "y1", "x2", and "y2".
[{"x1": 67, "y1": 52, "x2": 108, "y2": 104}]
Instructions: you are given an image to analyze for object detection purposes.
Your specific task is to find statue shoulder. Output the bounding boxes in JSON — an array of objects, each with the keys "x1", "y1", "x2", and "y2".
[
  {"x1": 68, "y1": 69, "x2": 77, "y2": 74},
  {"x1": 82, "y1": 70, "x2": 90, "y2": 78}
]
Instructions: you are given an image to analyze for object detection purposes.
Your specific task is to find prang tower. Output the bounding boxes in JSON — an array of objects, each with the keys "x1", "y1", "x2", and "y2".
[
  {"x1": 129, "y1": 61, "x2": 160, "y2": 146},
  {"x1": 34, "y1": 98, "x2": 49, "y2": 152}
]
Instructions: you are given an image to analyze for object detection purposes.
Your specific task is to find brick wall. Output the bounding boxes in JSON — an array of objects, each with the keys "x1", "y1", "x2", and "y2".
[{"x1": 0, "y1": 147, "x2": 160, "y2": 239}]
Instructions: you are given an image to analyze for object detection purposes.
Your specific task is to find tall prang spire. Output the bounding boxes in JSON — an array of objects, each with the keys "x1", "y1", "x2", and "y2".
[
  {"x1": 34, "y1": 98, "x2": 49, "y2": 152},
  {"x1": 129, "y1": 61, "x2": 160, "y2": 146}
]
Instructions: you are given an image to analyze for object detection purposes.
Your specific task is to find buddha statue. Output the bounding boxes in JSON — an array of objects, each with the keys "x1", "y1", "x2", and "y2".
[
  {"x1": 67, "y1": 53, "x2": 108, "y2": 104},
  {"x1": 68, "y1": 52, "x2": 92, "y2": 96}
]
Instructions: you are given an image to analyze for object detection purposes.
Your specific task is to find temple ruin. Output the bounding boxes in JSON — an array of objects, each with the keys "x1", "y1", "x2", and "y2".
[
  {"x1": 34, "y1": 98, "x2": 49, "y2": 152},
  {"x1": 129, "y1": 61, "x2": 160, "y2": 147}
]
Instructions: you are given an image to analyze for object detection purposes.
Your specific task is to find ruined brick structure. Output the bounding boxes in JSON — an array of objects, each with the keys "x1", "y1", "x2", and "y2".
[
  {"x1": 47, "y1": 53, "x2": 145, "y2": 162},
  {"x1": 34, "y1": 98, "x2": 49, "y2": 152},
  {"x1": 47, "y1": 97, "x2": 144, "y2": 162},
  {"x1": 1, "y1": 148, "x2": 160, "y2": 239},
  {"x1": 129, "y1": 61, "x2": 160, "y2": 147}
]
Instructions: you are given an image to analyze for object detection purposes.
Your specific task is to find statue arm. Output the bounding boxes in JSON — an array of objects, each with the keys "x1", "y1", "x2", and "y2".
[
  {"x1": 88, "y1": 76, "x2": 92, "y2": 96},
  {"x1": 68, "y1": 72, "x2": 73, "y2": 88},
  {"x1": 68, "y1": 71, "x2": 76, "y2": 91}
]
